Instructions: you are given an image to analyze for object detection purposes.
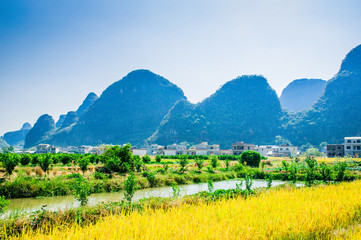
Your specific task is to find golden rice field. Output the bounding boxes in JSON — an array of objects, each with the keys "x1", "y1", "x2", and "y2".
[{"x1": 12, "y1": 181, "x2": 361, "y2": 240}]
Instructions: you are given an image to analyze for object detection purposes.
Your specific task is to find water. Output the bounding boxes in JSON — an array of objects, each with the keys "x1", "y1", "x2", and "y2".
[{"x1": 5, "y1": 179, "x2": 295, "y2": 217}]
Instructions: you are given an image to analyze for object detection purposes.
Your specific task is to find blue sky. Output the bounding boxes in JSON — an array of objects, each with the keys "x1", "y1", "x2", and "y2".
[{"x1": 1, "y1": 0, "x2": 361, "y2": 135}]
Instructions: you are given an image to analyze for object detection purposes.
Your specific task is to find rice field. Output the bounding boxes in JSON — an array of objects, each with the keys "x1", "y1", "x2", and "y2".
[{"x1": 11, "y1": 180, "x2": 361, "y2": 240}]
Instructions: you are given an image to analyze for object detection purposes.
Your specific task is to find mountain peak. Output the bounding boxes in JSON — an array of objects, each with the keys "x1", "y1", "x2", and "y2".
[
  {"x1": 21, "y1": 122, "x2": 32, "y2": 130},
  {"x1": 76, "y1": 92, "x2": 99, "y2": 116},
  {"x1": 339, "y1": 44, "x2": 361, "y2": 73}
]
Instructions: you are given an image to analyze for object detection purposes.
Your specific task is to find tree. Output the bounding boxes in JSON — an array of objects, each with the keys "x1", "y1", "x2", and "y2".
[
  {"x1": 303, "y1": 148, "x2": 324, "y2": 157},
  {"x1": 142, "y1": 155, "x2": 151, "y2": 164},
  {"x1": 0, "y1": 196, "x2": 9, "y2": 215},
  {"x1": 38, "y1": 155, "x2": 53, "y2": 176},
  {"x1": 195, "y1": 158, "x2": 204, "y2": 171},
  {"x1": 240, "y1": 151, "x2": 261, "y2": 167},
  {"x1": 78, "y1": 157, "x2": 90, "y2": 175},
  {"x1": 210, "y1": 155, "x2": 218, "y2": 168},
  {"x1": 178, "y1": 155, "x2": 189, "y2": 172},
  {"x1": 1, "y1": 153, "x2": 19, "y2": 177},
  {"x1": 102, "y1": 144, "x2": 135, "y2": 173},
  {"x1": 73, "y1": 177, "x2": 91, "y2": 206},
  {"x1": 124, "y1": 173, "x2": 137, "y2": 203},
  {"x1": 20, "y1": 154, "x2": 32, "y2": 166},
  {"x1": 155, "y1": 155, "x2": 162, "y2": 163}
]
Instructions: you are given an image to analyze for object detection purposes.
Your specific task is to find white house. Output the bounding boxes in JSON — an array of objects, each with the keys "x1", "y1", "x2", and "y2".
[
  {"x1": 35, "y1": 144, "x2": 59, "y2": 154},
  {"x1": 344, "y1": 137, "x2": 361, "y2": 156},
  {"x1": 133, "y1": 148, "x2": 147, "y2": 156}
]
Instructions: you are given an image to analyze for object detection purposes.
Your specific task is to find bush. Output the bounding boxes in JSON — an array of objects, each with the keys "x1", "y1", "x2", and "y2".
[
  {"x1": 38, "y1": 155, "x2": 53, "y2": 175},
  {"x1": 2, "y1": 153, "x2": 19, "y2": 177},
  {"x1": 60, "y1": 154, "x2": 72, "y2": 165},
  {"x1": 0, "y1": 196, "x2": 9, "y2": 215},
  {"x1": 240, "y1": 151, "x2": 261, "y2": 167},
  {"x1": 72, "y1": 177, "x2": 91, "y2": 206},
  {"x1": 195, "y1": 158, "x2": 204, "y2": 171},
  {"x1": 133, "y1": 156, "x2": 144, "y2": 172},
  {"x1": 210, "y1": 155, "x2": 218, "y2": 168},
  {"x1": 142, "y1": 155, "x2": 151, "y2": 164},
  {"x1": 78, "y1": 157, "x2": 90, "y2": 174},
  {"x1": 102, "y1": 145, "x2": 135, "y2": 173},
  {"x1": 31, "y1": 155, "x2": 39, "y2": 165},
  {"x1": 155, "y1": 155, "x2": 162, "y2": 163},
  {"x1": 93, "y1": 172, "x2": 108, "y2": 180},
  {"x1": 20, "y1": 154, "x2": 32, "y2": 166},
  {"x1": 124, "y1": 173, "x2": 137, "y2": 203},
  {"x1": 178, "y1": 155, "x2": 189, "y2": 172}
]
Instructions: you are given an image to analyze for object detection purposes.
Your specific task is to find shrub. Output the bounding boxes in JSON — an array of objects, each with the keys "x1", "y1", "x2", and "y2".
[
  {"x1": 72, "y1": 177, "x2": 91, "y2": 206},
  {"x1": 0, "y1": 196, "x2": 9, "y2": 215},
  {"x1": 93, "y1": 172, "x2": 108, "y2": 180},
  {"x1": 78, "y1": 157, "x2": 90, "y2": 174},
  {"x1": 60, "y1": 154, "x2": 72, "y2": 165},
  {"x1": 172, "y1": 183, "x2": 180, "y2": 198},
  {"x1": 334, "y1": 161, "x2": 347, "y2": 182},
  {"x1": 245, "y1": 174, "x2": 253, "y2": 191},
  {"x1": 207, "y1": 179, "x2": 214, "y2": 193},
  {"x1": 195, "y1": 158, "x2": 204, "y2": 171},
  {"x1": 31, "y1": 155, "x2": 39, "y2": 165},
  {"x1": 124, "y1": 173, "x2": 137, "y2": 203},
  {"x1": 320, "y1": 163, "x2": 332, "y2": 183},
  {"x1": 266, "y1": 174, "x2": 273, "y2": 188},
  {"x1": 144, "y1": 171, "x2": 156, "y2": 187},
  {"x1": 155, "y1": 155, "x2": 162, "y2": 163},
  {"x1": 2, "y1": 153, "x2": 19, "y2": 177},
  {"x1": 178, "y1": 155, "x2": 189, "y2": 172},
  {"x1": 305, "y1": 157, "x2": 318, "y2": 187},
  {"x1": 38, "y1": 155, "x2": 53, "y2": 176},
  {"x1": 20, "y1": 154, "x2": 32, "y2": 166},
  {"x1": 133, "y1": 156, "x2": 144, "y2": 172},
  {"x1": 102, "y1": 145, "x2": 135, "y2": 173},
  {"x1": 240, "y1": 151, "x2": 261, "y2": 167},
  {"x1": 142, "y1": 155, "x2": 151, "y2": 164},
  {"x1": 210, "y1": 155, "x2": 218, "y2": 168},
  {"x1": 224, "y1": 159, "x2": 230, "y2": 170}
]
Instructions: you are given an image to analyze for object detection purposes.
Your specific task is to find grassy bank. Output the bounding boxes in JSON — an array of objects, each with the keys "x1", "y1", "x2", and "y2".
[{"x1": 10, "y1": 181, "x2": 361, "y2": 239}]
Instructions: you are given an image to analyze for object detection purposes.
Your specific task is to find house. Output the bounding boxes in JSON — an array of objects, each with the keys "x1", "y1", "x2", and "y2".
[
  {"x1": 166, "y1": 144, "x2": 187, "y2": 155},
  {"x1": 186, "y1": 142, "x2": 220, "y2": 155},
  {"x1": 277, "y1": 144, "x2": 299, "y2": 157},
  {"x1": 256, "y1": 145, "x2": 278, "y2": 157},
  {"x1": 344, "y1": 137, "x2": 361, "y2": 157},
  {"x1": 326, "y1": 144, "x2": 344, "y2": 157},
  {"x1": 35, "y1": 144, "x2": 59, "y2": 154},
  {"x1": 231, "y1": 142, "x2": 256, "y2": 155},
  {"x1": 219, "y1": 149, "x2": 232, "y2": 155},
  {"x1": 132, "y1": 148, "x2": 147, "y2": 156},
  {"x1": 147, "y1": 144, "x2": 165, "y2": 155}
]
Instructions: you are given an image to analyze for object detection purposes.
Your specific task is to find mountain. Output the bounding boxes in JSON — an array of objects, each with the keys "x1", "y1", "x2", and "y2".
[
  {"x1": 24, "y1": 114, "x2": 56, "y2": 148},
  {"x1": 56, "y1": 115, "x2": 66, "y2": 128},
  {"x1": 280, "y1": 79, "x2": 326, "y2": 112},
  {"x1": 59, "y1": 111, "x2": 78, "y2": 129},
  {"x1": 76, "y1": 92, "x2": 98, "y2": 117},
  {"x1": 2, "y1": 122, "x2": 32, "y2": 147},
  {"x1": 284, "y1": 44, "x2": 361, "y2": 145},
  {"x1": 0, "y1": 138, "x2": 9, "y2": 149},
  {"x1": 46, "y1": 70, "x2": 186, "y2": 147},
  {"x1": 149, "y1": 75, "x2": 282, "y2": 148}
]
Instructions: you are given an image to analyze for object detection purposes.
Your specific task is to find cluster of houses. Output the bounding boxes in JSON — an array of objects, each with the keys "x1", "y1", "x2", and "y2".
[
  {"x1": 31, "y1": 136, "x2": 361, "y2": 158},
  {"x1": 133, "y1": 142, "x2": 300, "y2": 157},
  {"x1": 326, "y1": 137, "x2": 361, "y2": 157}
]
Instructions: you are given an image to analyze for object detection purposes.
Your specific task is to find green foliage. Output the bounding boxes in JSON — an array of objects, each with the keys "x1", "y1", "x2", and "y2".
[
  {"x1": 0, "y1": 196, "x2": 9, "y2": 215},
  {"x1": 195, "y1": 158, "x2": 204, "y2": 171},
  {"x1": 210, "y1": 155, "x2": 218, "y2": 168},
  {"x1": 103, "y1": 145, "x2": 135, "y2": 173},
  {"x1": 303, "y1": 148, "x2": 324, "y2": 157},
  {"x1": 207, "y1": 179, "x2": 214, "y2": 193},
  {"x1": 143, "y1": 171, "x2": 156, "y2": 187},
  {"x1": 320, "y1": 163, "x2": 332, "y2": 183},
  {"x1": 72, "y1": 177, "x2": 91, "y2": 206},
  {"x1": 240, "y1": 151, "x2": 261, "y2": 167},
  {"x1": 244, "y1": 174, "x2": 253, "y2": 191},
  {"x1": 305, "y1": 157, "x2": 318, "y2": 187},
  {"x1": 38, "y1": 155, "x2": 53, "y2": 175},
  {"x1": 142, "y1": 155, "x2": 151, "y2": 164},
  {"x1": 266, "y1": 174, "x2": 273, "y2": 188},
  {"x1": 2, "y1": 153, "x2": 19, "y2": 176},
  {"x1": 172, "y1": 183, "x2": 180, "y2": 198},
  {"x1": 224, "y1": 158, "x2": 230, "y2": 170},
  {"x1": 124, "y1": 173, "x2": 137, "y2": 203},
  {"x1": 162, "y1": 162, "x2": 169, "y2": 172},
  {"x1": 289, "y1": 162, "x2": 298, "y2": 184},
  {"x1": 31, "y1": 155, "x2": 39, "y2": 165},
  {"x1": 155, "y1": 155, "x2": 162, "y2": 163},
  {"x1": 133, "y1": 155, "x2": 144, "y2": 172},
  {"x1": 60, "y1": 154, "x2": 72, "y2": 165},
  {"x1": 178, "y1": 155, "x2": 189, "y2": 172},
  {"x1": 93, "y1": 172, "x2": 108, "y2": 180},
  {"x1": 20, "y1": 154, "x2": 32, "y2": 166},
  {"x1": 334, "y1": 161, "x2": 347, "y2": 182},
  {"x1": 78, "y1": 157, "x2": 90, "y2": 174}
]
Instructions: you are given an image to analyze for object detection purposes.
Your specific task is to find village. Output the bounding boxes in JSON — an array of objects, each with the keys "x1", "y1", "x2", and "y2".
[{"x1": 27, "y1": 136, "x2": 361, "y2": 158}]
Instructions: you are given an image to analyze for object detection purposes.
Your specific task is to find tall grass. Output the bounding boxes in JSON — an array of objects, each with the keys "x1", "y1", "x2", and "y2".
[{"x1": 12, "y1": 181, "x2": 361, "y2": 239}]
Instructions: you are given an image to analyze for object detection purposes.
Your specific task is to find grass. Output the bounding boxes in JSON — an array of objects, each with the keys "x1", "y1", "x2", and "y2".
[{"x1": 9, "y1": 180, "x2": 361, "y2": 239}]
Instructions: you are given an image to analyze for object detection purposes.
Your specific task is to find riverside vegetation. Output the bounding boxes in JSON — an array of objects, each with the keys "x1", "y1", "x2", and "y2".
[{"x1": 1, "y1": 146, "x2": 361, "y2": 237}]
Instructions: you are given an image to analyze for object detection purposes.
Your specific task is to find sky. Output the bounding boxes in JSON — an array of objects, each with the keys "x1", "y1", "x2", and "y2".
[{"x1": 1, "y1": 0, "x2": 361, "y2": 136}]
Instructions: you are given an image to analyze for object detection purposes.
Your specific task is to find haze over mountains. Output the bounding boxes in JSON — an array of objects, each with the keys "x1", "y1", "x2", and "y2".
[
  {"x1": 3, "y1": 44, "x2": 361, "y2": 149},
  {"x1": 280, "y1": 79, "x2": 326, "y2": 112}
]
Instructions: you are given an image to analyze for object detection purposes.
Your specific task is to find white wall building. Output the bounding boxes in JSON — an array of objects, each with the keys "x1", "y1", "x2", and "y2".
[
  {"x1": 344, "y1": 137, "x2": 361, "y2": 156},
  {"x1": 133, "y1": 148, "x2": 147, "y2": 156},
  {"x1": 36, "y1": 144, "x2": 59, "y2": 154}
]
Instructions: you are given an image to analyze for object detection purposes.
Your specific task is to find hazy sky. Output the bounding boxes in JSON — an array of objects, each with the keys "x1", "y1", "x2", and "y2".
[{"x1": 1, "y1": 0, "x2": 361, "y2": 136}]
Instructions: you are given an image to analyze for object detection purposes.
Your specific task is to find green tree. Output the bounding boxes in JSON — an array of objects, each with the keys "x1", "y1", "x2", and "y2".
[
  {"x1": 2, "y1": 153, "x2": 19, "y2": 177},
  {"x1": 38, "y1": 155, "x2": 53, "y2": 176},
  {"x1": 155, "y1": 155, "x2": 162, "y2": 163},
  {"x1": 0, "y1": 196, "x2": 9, "y2": 215},
  {"x1": 304, "y1": 148, "x2": 324, "y2": 157},
  {"x1": 178, "y1": 155, "x2": 189, "y2": 172},
  {"x1": 102, "y1": 144, "x2": 135, "y2": 173},
  {"x1": 210, "y1": 155, "x2": 218, "y2": 168},
  {"x1": 240, "y1": 151, "x2": 261, "y2": 167},
  {"x1": 78, "y1": 157, "x2": 90, "y2": 175},
  {"x1": 195, "y1": 158, "x2": 204, "y2": 171},
  {"x1": 20, "y1": 154, "x2": 32, "y2": 166},
  {"x1": 73, "y1": 177, "x2": 91, "y2": 206},
  {"x1": 142, "y1": 155, "x2": 151, "y2": 164},
  {"x1": 124, "y1": 173, "x2": 137, "y2": 203}
]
